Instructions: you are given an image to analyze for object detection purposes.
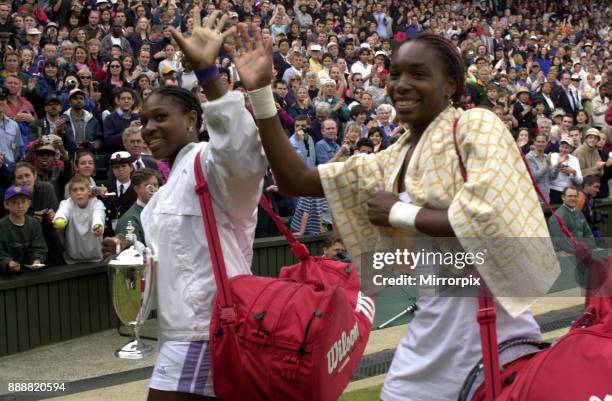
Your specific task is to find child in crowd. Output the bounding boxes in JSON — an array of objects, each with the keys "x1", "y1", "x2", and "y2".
[
  {"x1": 0, "y1": 186, "x2": 47, "y2": 275},
  {"x1": 54, "y1": 174, "x2": 106, "y2": 264},
  {"x1": 63, "y1": 150, "x2": 108, "y2": 199}
]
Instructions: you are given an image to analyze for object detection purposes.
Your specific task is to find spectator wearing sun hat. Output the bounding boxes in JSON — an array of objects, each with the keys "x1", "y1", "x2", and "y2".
[
  {"x1": 573, "y1": 128, "x2": 606, "y2": 178},
  {"x1": 23, "y1": 27, "x2": 43, "y2": 56},
  {"x1": 513, "y1": 87, "x2": 536, "y2": 130},
  {"x1": 307, "y1": 44, "x2": 323, "y2": 73}
]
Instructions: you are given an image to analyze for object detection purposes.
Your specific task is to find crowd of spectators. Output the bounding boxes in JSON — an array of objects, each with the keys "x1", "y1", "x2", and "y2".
[{"x1": 0, "y1": 0, "x2": 611, "y2": 274}]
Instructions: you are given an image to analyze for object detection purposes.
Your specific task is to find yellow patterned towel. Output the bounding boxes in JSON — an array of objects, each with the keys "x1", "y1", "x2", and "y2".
[{"x1": 318, "y1": 106, "x2": 560, "y2": 317}]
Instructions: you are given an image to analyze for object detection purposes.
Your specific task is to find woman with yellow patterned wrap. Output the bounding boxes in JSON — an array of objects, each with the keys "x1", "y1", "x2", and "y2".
[{"x1": 239, "y1": 30, "x2": 560, "y2": 401}]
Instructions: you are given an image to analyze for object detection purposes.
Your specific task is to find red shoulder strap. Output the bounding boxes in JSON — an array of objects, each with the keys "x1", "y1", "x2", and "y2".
[
  {"x1": 193, "y1": 151, "x2": 311, "y2": 318},
  {"x1": 259, "y1": 194, "x2": 310, "y2": 260},
  {"x1": 452, "y1": 120, "x2": 502, "y2": 401},
  {"x1": 194, "y1": 150, "x2": 236, "y2": 324}
]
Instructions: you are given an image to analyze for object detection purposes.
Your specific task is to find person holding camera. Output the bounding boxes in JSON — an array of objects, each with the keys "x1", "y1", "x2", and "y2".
[
  {"x1": 23, "y1": 134, "x2": 72, "y2": 201},
  {"x1": 59, "y1": 74, "x2": 97, "y2": 113},
  {"x1": 549, "y1": 136, "x2": 583, "y2": 204},
  {"x1": 28, "y1": 94, "x2": 78, "y2": 156},
  {"x1": 289, "y1": 114, "x2": 316, "y2": 167}
]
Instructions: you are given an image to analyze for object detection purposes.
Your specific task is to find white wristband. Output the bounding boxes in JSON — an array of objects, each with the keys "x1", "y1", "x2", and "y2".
[
  {"x1": 247, "y1": 85, "x2": 277, "y2": 120},
  {"x1": 389, "y1": 201, "x2": 422, "y2": 231}
]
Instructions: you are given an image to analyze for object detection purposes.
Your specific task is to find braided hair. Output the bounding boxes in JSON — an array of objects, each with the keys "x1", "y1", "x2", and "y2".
[
  {"x1": 400, "y1": 33, "x2": 466, "y2": 105},
  {"x1": 147, "y1": 86, "x2": 203, "y2": 134}
]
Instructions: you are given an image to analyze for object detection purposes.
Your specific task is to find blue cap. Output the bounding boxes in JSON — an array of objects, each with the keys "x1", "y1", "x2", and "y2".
[
  {"x1": 4, "y1": 186, "x2": 31, "y2": 201},
  {"x1": 45, "y1": 93, "x2": 61, "y2": 105}
]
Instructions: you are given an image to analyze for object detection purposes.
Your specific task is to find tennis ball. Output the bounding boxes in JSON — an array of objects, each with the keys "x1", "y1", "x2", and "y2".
[{"x1": 54, "y1": 218, "x2": 66, "y2": 229}]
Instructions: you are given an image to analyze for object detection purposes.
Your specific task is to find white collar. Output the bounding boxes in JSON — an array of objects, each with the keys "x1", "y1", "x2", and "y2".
[{"x1": 116, "y1": 179, "x2": 131, "y2": 190}]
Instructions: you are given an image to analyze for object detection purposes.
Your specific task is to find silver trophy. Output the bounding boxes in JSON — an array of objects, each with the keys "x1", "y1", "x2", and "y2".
[{"x1": 108, "y1": 221, "x2": 156, "y2": 359}]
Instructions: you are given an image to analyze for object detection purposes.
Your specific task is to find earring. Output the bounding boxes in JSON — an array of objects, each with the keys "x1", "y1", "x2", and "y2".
[
  {"x1": 448, "y1": 97, "x2": 454, "y2": 107},
  {"x1": 188, "y1": 126, "x2": 194, "y2": 133}
]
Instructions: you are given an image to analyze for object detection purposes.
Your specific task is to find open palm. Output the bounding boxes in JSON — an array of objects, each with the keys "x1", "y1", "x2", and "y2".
[
  {"x1": 169, "y1": 9, "x2": 233, "y2": 70},
  {"x1": 233, "y1": 23, "x2": 274, "y2": 91}
]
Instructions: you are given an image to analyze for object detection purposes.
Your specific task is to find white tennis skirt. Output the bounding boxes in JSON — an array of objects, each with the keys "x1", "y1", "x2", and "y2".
[{"x1": 150, "y1": 340, "x2": 215, "y2": 396}]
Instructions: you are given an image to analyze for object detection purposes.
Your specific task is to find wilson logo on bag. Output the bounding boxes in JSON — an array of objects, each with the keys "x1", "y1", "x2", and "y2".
[
  {"x1": 327, "y1": 321, "x2": 360, "y2": 375},
  {"x1": 194, "y1": 152, "x2": 374, "y2": 401}
]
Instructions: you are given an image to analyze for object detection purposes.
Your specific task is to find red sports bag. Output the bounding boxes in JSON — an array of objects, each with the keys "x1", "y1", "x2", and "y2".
[
  {"x1": 452, "y1": 121, "x2": 612, "y2": 401},
  {"x1": 194, "y1": 152, "x2": 374, "y2": 401}
]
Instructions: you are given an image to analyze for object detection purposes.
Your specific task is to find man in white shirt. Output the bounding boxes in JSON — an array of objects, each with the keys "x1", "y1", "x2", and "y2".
[{"x1": 350, "y1": 47, "x2": 374, "y2": 88}]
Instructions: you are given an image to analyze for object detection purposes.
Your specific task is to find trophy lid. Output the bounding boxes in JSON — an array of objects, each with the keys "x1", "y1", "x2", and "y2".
[
  {"x1": 109, "y1": 246, "x2": 143, "y2": 266},
  {"x1": 125, "y1": 220, "x2": 137, "y2": 244}
]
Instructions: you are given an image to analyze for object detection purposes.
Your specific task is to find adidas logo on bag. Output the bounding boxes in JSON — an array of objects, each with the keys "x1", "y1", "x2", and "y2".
[{"x1": 589, "y1": 395, "x2": 612, "y2": 401}]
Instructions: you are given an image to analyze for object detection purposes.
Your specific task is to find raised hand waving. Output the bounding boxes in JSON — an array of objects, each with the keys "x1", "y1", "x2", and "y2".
[
  {"x1": 233, "y1": 23, "x2": 274, "y2": 91},
  {"x1": 168, "y1": 9, "x2": 234, "y2": 70}
]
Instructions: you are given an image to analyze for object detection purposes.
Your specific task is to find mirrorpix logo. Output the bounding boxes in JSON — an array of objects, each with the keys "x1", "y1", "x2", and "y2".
[{"x1": 589, "y1": 395, "x2": 612, "y2": 401}]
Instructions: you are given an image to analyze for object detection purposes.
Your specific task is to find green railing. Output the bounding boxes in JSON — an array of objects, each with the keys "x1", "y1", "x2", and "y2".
[{"x1": 1, "y1": 200, "x2": 610, "y2": 357}]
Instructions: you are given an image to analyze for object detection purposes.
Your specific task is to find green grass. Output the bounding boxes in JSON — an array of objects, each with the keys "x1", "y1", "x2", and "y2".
[{"x1": 339, "y1": 384, "x2": 383, "y2": 401}]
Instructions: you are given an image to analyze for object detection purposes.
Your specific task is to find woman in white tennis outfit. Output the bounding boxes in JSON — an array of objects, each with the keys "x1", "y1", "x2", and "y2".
[{"x1": 104, "y1": 11, "x2": 273, "y2": 401}]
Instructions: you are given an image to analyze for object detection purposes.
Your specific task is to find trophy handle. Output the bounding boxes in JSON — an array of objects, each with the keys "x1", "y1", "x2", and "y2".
[{"x1": 137, "y1": 248, "x2": 157, "y2": 327}]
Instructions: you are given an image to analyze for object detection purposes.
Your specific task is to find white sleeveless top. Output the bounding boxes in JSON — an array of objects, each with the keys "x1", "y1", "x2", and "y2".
[{"x1": 381, "y1": 193, "x2": 542, "y2": 401}]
